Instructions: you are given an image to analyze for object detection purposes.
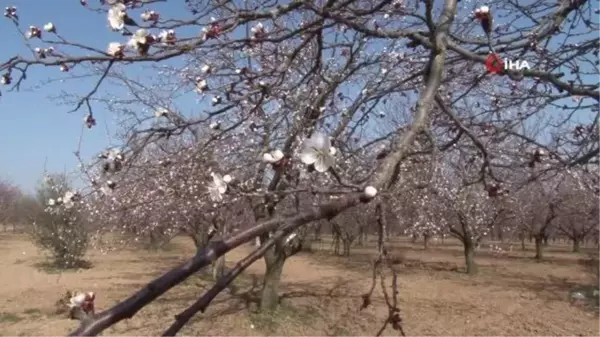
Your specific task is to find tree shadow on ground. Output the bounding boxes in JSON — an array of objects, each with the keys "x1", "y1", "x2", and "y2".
[
  {"x1": 33, "y1": 260, "x2": 93, "y2": 274},
  {"x1": 279, "y1": 276, "x2": 363, "y2": 302}
]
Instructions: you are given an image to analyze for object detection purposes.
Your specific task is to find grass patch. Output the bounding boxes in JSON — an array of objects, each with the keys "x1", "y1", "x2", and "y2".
[
  {"x1": 249, "y1": 302, "x2": 319, "y2": 334},
  {"x1": 0, "y1": 312, "x2": 22, "y2": 323},
  {"x1": 33, "y1": 259, "x2": 92, "y2": 273}
]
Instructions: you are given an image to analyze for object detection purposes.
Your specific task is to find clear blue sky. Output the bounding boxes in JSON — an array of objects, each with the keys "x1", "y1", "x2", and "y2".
[{"x1": 0, "y1": 0, "x2": 189, "y2": 193}]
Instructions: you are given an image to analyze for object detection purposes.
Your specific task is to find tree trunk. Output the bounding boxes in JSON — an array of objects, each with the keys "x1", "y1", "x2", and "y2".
[
  {"x1": 411, "y1": 234, "x2": 418, "y2": 243},
  {"x1": 572, "y1": 237, "x2": 581, "y2": 253},
  {"x1": 191, "y1": 231, "x2": 210, "y2": 250},
  {"x1": 423, "y1": 234, "x2": 430, "y2": 250},
  {"x1": 314, "y1": 223, "x2": 322, "y2": 241},
  {"x1": 543, "y1": 236, "x2": 549, "y2": 246},
  {"x1": 521, "y1": 235, "x2": 526, "y2": 251},
  {"x1": 260, "y1": 247, "x2": 286, "y2": 312},
  {"x1": 332, "y1": 233, "x2": 341, "y2": 255},
  {"x1": 343, "y1": 239, "x2": 351, "y2": 256},
  {"x1": 534, "y1": 236, "x2": 544, "y2": 260},
  {"x1": 357, "y1": 228, "x2": 364, "y2": 246},
  {"x1": 463, "y1": 239, "x2": 478, "y2": 275},
  {"x1": 212, "y1": 255, "x2": 225, "y2": 281}
]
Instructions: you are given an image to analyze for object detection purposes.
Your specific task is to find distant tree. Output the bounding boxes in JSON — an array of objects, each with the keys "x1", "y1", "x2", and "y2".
[
  {"x1": 30, "y1": 174, "x2": 89, "y2": 269},
  {"x1": 0, "y1": 179, "x2": 22, "y2": 231}
]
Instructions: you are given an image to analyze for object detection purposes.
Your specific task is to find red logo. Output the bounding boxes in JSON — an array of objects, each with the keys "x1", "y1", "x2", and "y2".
[{"x1": 485, "y1": 54, "x2": 503, "y2": 73}]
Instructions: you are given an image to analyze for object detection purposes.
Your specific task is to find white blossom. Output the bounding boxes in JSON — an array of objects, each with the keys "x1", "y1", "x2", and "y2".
[
  {"x1": 129, "y1": 29, "x2": 149, "y2": 45},
  {"x1": 68, "y1": 292, "x2": 95, "y2": 310},
  {"x1": 107, "y1": 42, "x2": 125, "y2": 57},
  {"x1": 158, "y1": 29, "x2": 176, "y2": 44},
  {"x1": 364, "y1": 186, "x2": 378, "y2": 198},
  {"x1": 107, "y1": 149, "x2": 123, "y2": 161},
  {"x1": 262, "y1": 149, "x2": 284, "y2": 163},
  {"x1": 43, "y1": 22, "x2": 56, "y2": 33},
  {"x1": 26, "y1": 26, "x2": 41, "y2": 39},
  {"x1": 196, "y1": 78, "x2": 209, "y2": 93},
  {"x1": 285, "y1": 232, "x2": 297, "y2": 244},
  {"x1": 108, "y1": 3, "x2": 127, "y2": 31},
  {"x1": 201, "y1": 64, "x2": 212, "y2": 74},
  {"x1": 140, "y1": 10, "x2": 159, "y2": 22},
  {"x1": 299, "y1": 132, "x2": 336, "y2": 172},
  {"x1": 154, "y1": 107, "x2": 169, "y2": 118},
  {"x1": 208, "y1": 172, "x2": 229, "y2": 202}
]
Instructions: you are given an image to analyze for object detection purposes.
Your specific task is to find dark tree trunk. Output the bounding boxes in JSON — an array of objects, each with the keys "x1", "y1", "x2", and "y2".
[
  {"x1": 343, "y1": 239, "x2": 351, "y2": 256},
  {"x1": 357, "y1": 227, "x2": 365, "y2": 246},
  {"x1": 260, "y1": 246, "x2": 286, "y2": 312},
  {"x1": 572, "y1": 237, "x2": 581, "y2": 253},
  {"x1": 543, "y1": 236, "x2": 549, "y2": 246},
  {"x1": 534, "y1": 236, "x2": 544, "y2": 260},
  {"x1": 190, "y1": 229, "x2": 211, "y2": 250},
  {"x1": 463, "y1": 238, "x2": 477, "y2": 275},
  {"x1": 314, "y1": 222, "x2": 322, "y2": 241},
  {"x1": 423, "y1": 234, "x2": 430, "y2": 250},
  {"x1": 332, "y1": 233, "x2": 341, "y2": 255},
  {"x1": 521, "y1": 236, "x2": 526, "y2": 251}
]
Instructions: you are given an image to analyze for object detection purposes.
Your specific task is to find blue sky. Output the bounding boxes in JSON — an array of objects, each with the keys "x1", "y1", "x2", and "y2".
[{"x1": 0, "y1": 0, "x2": 190, "y2": 193}]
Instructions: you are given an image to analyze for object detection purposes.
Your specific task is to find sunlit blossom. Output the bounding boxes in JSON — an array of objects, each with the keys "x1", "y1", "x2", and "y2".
[
  {"x1": 68, "y1": 291, "x2": 95, "y2": 315},
  {"x1": 26, "y1": 26, "x2": 41, "y2": 39},
  {"x1": 195, "y1": 78, "x2": 209, "y2": 93},
  {"x1": 158, "y1": 29, "x2": 176, "y2": 44},
  {"x1": 208, "y1": 172, "x2": 230, "y2": 202},
  {"x1": 107, "y1": 42, "x2": 125, "y2": 57},
  {"x1": 262, "y1": 149, "x2": 284, "y2": 164},
  {"x1": 108, "y1": 3, "x2": 127, "y2": 31},
  {"x1": 140, "y1": 10, "x2": 159, "y2": 22},
  {"x1": 127, "y1": 29, "x2": 154, "y2": 55},
  {"x1": 154, "y1": 107, "x2": 169, "y2": 118},
  {"x1": 364, "y1": 186, "x2": 378, "y2": 198},
  {"x1": 299, "y1": 132, "x2": 336, "y2": 172},
  {"x1": 43, "y1": 22, "x2": 56, "y2": 33}
]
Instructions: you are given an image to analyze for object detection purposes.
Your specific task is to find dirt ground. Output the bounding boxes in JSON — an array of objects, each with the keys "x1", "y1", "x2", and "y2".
[{"x1": 0, "y1": 233, "x2": 598, "y2": 336}]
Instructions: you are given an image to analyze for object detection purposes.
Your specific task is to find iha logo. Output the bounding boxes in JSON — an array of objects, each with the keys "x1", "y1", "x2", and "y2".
[{"x1": 485, "y1": 54, "x2": 531, "y2": 73}]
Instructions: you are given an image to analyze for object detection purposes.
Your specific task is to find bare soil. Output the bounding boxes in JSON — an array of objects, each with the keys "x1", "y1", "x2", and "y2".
[{"x1": 0, "y1": 233, "x2": 597, "y2": 336}]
